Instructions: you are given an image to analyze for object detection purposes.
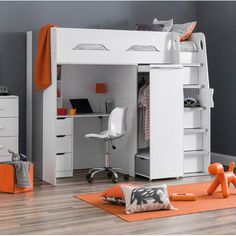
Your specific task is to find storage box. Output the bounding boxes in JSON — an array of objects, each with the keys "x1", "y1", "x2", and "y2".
[{"x1": 0, "y1": 163, "x2": 34, "y2": 193}]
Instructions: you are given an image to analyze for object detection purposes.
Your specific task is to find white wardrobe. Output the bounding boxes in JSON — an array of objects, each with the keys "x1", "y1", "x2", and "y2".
[{"x1": 34, "y1": 28, "x2": 213, "y2": 185}]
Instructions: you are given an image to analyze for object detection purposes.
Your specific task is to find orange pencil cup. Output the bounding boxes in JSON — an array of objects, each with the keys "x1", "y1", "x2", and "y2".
[{"x1": 69, "y1": 108, "x2": 76, "y2": 115}]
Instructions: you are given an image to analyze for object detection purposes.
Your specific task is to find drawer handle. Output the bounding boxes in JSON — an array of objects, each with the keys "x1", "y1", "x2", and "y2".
[
  {"x1": 139, "y1": 157, "x2": 146, "y2": 160},
  {"x1": 0, "y1": 107, "x2": 5, "y2": 111},
  {"x1": 57, "y1": 117, "x2": 66, "y2": 120},
  {"x1": 0, "y1": 126, "x2": 4, "y2": 130},
  {"x1": 56, "y1": 135, "x2": 66, "y2": 138},
  {"x1": 57, "y1": 153, "x2": 66, "y2": 155},
  {"x1": 0, "y1": 145, "x2": 5, "y2": 149}
]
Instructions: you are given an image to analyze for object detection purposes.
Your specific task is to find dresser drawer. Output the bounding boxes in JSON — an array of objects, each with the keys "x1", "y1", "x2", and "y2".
[
  {"x1": 0, "y1": 155, "x2": 12, "y2": 162},
  {"x1": 0, "y1": 98, "x2": 18, "y2": 117},
  {"x1": 182, "y1": 67, "x2": 199, "y2": 85},
  {"x1": 56, "y1": 135, "x2": 72, "y2": 153},
  {"x1": 56, "y1": 118, "x2": 72, "y2": 136},
  {"x1": 0, "y1": 118, "x2": 18, "y2": 137},
  {"x1": 0, "y1": 137, "x2": 18, "y2": 156},
  {"x1": 56, "y1": 153, "x2": 72, "y2": 171}
]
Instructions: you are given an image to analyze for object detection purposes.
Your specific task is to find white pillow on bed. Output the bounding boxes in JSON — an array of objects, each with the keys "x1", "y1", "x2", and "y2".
[{"x1": 151, "y1": 18, "x2": 173, "y2": 32}]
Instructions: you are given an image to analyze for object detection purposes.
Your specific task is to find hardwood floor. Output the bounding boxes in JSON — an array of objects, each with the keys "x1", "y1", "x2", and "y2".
[{"x1": 0, "y1": 170, "x2": 235, "y2": 235}]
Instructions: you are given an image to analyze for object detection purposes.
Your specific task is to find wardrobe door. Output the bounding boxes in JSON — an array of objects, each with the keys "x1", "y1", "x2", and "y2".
[{"x1": 150, "y1": 66, "x2": 184, "y2": 179}]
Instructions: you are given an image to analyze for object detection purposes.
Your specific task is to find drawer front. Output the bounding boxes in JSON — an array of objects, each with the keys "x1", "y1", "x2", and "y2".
[
  {"x1": 56, "y1": 153, "x2": 72, "y2": 171},
  {"x1": 56, "y1": 118, "x2": 72, "y2": 136},
  {"x1": 0, "y1": 98, "x2": 18, "y2": 117},
  {"x1": 184, "y1": 156, "x2": 203, "y2": 173},
  {"x1": 135, "y1": 156, "x2": 150, "y2": 177},
  {"x1": 56, "y1": 135, "x2": 72, "y2": 153},
  {"x1": 184, "y1": 133, "x2": 203, "y2": 151},
  {"x1": 184, "y1": 111, "x2": 202, "y2": 129},
  {"x1": 182, "y1": 67, "x2": 198, "y2": 85},
  {"x1": 0, "y1": 118, "x2": 18, "y2": 137},
  {"x1": 0, "y1": 155, "x2": 12, "y2": 162},
  {"x1": 0, "y1": 137, "x2": 18, "y2": 156}
]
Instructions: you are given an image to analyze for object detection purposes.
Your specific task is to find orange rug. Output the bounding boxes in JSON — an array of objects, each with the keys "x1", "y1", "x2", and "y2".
[{"x1": 75, "y1": 182, "x2": 236, "y2": 222}]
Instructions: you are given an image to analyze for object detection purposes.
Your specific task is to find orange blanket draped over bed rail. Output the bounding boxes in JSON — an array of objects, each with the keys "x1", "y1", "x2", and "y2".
[{"x1": 34, "y1": 24, "x2": 57, "y2": 91}]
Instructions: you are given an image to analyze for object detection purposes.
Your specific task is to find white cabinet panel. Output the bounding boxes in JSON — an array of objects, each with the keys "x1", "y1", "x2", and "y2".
[
  {"x1": 184, "y1": 110, "x2": 202, "y2": 128},
  {"x1": 0, "y1": 118, "x2": 18, "y2": 137},
  {"x1": 184, "y1": 133, "x2": 203, "y2": 151},
  {"x1": 150, "y1": 67, "x2": 184, "y2": 179}
]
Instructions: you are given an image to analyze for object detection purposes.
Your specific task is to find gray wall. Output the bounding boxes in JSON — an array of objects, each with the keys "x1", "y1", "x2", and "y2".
[
  {"x1": 197, "y1": 2, "x2": 236, "y2": 156},
  {"x1": 0, "y1": 1, "x2": 197, "y2": 175}
]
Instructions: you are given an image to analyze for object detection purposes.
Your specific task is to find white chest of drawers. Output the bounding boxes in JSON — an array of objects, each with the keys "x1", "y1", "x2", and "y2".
[{"x1": 0, "y1": 96, "x2": 19, "y2": 162}]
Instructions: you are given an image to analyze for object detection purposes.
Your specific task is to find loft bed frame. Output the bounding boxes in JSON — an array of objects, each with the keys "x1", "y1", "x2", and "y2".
[{"x1": 39, "y1": 27, "x2": 213, "y2": 185}]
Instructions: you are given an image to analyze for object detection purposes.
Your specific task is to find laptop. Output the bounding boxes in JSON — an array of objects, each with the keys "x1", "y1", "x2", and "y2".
[{"x1": 70, "y1": 98, "x2": 93, "y2": 114}]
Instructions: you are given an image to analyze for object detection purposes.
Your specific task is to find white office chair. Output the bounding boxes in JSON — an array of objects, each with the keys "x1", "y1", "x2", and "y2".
[{"x1": 85, "y1": 107, "x2": 129, "y2": 183}]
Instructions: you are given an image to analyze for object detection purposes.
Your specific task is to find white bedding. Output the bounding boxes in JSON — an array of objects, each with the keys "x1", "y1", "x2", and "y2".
[{"x1": 180, "y1": 41, "x2": 198, "y2": 52}]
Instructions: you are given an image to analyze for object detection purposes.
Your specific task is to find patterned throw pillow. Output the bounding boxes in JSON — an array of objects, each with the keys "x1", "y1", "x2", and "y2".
[
  {"x1": 171, "y1": 21, "x2": 197, "y2": 41},
  {"x1": 102, "y1": 196, "x2": 125, "y2": 205},
  {"x1": 121, "y1": 184, "x2": 175, "y2": 214},
  {"x1": 151, "y1": 18, "x2": 173, "y2": 32}
]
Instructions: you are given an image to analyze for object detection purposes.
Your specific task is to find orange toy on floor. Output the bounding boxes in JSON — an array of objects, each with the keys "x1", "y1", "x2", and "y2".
[{"x1": 207, "y1": 162, "x2": 236, "y2": 198}]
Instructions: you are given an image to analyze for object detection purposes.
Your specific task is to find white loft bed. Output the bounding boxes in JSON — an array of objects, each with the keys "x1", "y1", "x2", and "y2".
[{"x1": 38, "y1": 27, "x2": 213, "y2": 185}]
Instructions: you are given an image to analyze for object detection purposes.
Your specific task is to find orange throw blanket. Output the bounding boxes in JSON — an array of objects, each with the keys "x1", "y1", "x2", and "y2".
[{"x1": 35, "y1": 24, "x2": 57, "y2": 91}]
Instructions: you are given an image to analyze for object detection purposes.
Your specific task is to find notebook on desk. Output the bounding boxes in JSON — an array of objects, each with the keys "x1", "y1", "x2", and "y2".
[{"x1": 70, "y1": 98, "x2": 93, "y2": 114}]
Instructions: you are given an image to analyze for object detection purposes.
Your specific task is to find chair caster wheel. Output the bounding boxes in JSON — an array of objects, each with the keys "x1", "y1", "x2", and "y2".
[
  {"x1": 112, "y1": 177, "x2": 119, "y2": 183},
  {"x1": 86, "y1": 174, "x2": 94, "y2": 183},
  {"x1": 107, "y1": 171, "x2": 113, "y2": 178},
  {"x1": 123, "y1": 174, "x2": 129, "y2": 181}
]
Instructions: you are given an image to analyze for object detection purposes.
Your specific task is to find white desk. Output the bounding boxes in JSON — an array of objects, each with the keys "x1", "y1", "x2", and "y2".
[{"x1": 57, "y1": 113, "x2": 110, "y2": 118}]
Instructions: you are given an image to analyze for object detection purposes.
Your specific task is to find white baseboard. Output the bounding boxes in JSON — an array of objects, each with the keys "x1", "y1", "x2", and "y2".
[{"x1": 211, "y1": 152, "x2": 236, "y2": 166}]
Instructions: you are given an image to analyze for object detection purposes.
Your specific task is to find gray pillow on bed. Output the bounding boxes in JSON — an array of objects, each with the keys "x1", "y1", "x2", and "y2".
[{"x1": 151, "y1": 18, "x2": 173, "y2": 32}]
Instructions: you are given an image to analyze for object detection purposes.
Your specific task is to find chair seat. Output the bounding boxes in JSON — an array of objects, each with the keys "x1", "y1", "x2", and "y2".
[{"x1": 85, "y1": 130, "x2": 110, "y2": 140}]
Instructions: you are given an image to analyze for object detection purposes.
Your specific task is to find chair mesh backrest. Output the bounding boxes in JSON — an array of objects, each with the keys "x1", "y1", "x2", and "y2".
[{"x1": 108, "y1": 107, "x2": 127, "y2": 137}]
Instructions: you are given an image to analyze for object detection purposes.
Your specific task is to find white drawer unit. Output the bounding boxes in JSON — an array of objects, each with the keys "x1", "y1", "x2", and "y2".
[
  {"x1": 0, "y1": 96, "x2": 19, "y2": 159},
  {"x1": 0, "y1": 97, "x2": 18, "y2": 117},
  {"x1": 56, "y1": 117, "x2": 72, "y2": 136},
  {"x1": 0, "y1": 136, "x2": 18, "y2": 156},
  {"x1": 56, "y1": 135, "x2": 72, "y2": 153},
  {"x1": 0, "y1": 118, "x2": 18, "y2": 137},
  {"x1": 55, "y1": 116, "x2": 73, "y2": 178}
]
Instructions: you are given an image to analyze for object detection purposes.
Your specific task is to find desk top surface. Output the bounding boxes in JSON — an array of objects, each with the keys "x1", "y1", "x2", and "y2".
[{"x1": 57, "y1": 113, "x2": 110, "y2": 118}]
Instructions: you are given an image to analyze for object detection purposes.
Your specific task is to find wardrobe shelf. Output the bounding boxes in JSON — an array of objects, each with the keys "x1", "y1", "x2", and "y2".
[
  {"x1": 184, "y1": 128, "x2": 207, "y2": 134},
  {"x1": 184, "y1": 172, "x2": 209, "y2": 177},
  {"x1": 136, "y1": 150, "x2": 150, "y2": 160},
  {"x1": 184, "y1": 150, "x2": 209, "y2": 156},
  {"x1": 182, "y1": 63, "x2": 202, "y2": 67},
  {"x1": 183, "y1": 84, "x2": 204, "y2": 89},
  {"x1": 184, "y1": 107, "x2": 206, "y2": 111}
]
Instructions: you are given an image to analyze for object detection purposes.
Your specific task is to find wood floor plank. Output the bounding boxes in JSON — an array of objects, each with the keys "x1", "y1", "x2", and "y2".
[{"x1": 0, "y1": 169, "x2": 236, "y2": 234}]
